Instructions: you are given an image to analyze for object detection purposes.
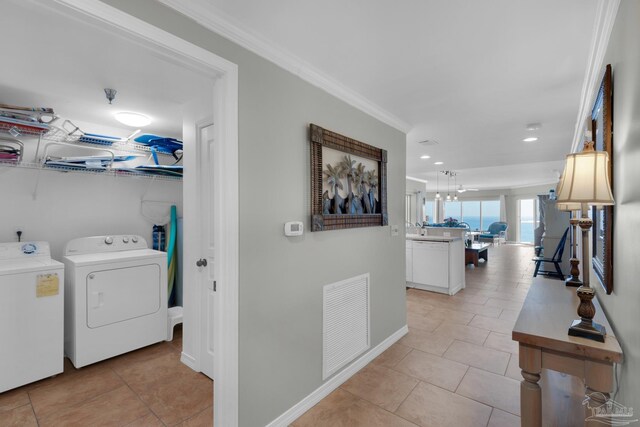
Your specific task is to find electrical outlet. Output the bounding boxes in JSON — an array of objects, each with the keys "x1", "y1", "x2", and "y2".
[
  {"x1": 13, "y1": 226, "x2": 24, "y2": 242},
  {"x1": 390, "y1": 224, "x2": 400, "y2": 237}
]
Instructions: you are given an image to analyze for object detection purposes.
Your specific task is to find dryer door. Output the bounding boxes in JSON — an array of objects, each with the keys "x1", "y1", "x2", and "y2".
[{"x1": 86, "y1": 264, "x2": 161, "y2": 328}]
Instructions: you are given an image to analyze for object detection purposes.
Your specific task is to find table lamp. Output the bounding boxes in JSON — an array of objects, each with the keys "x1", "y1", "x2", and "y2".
[
  {"x1": 556, "y1": 141, "x2": 614, "y2": 342},
  {"x1": 556, "y1": 200, "x2": 583, "y2": 287}
]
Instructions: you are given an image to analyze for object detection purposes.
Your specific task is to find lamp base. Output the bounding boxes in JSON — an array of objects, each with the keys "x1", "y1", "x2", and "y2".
[
  {"x1": 568, "y1": 319, "x2": 606, "y2": 342},
  {"x1": 565, "y1": 276, "x2": 582, "y2": 287}
]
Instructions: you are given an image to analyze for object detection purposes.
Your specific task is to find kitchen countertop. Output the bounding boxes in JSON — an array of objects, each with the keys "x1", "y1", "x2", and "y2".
[{"x1": 406, "y1": 234, "x2": 462, "y2": 242}]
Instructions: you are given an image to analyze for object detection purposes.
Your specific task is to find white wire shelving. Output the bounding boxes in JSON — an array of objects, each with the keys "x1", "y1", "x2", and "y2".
[
  {"x1": 0, "y1": 121, "x2": 182, "y2": 182},
  {"x1": 0, "y1": 160, "x2": 182, "y2": 182}
]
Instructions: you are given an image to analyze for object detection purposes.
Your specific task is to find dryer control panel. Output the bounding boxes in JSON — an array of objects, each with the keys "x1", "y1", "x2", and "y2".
[{"x1": 64, "y1": 235, "x2": 148, "y2": 255}]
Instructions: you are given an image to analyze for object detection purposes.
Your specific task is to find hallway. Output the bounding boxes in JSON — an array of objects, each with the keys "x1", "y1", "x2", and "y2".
[{"x1": 294, "y1": 244, "x2": 582, "y2": 427}]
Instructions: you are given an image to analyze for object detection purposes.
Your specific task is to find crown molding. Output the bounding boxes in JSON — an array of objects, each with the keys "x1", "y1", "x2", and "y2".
[
  {"x1": 157, "y1": 0, "x2": 411, "y2": 133},
  {"x1": 571, "y1": 0, "x2": 621, "y2": 153}
]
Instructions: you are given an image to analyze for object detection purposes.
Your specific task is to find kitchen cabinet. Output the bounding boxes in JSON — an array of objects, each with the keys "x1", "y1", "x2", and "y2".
[
  {"x1": 405, "y1": 240, "x2": 413, "y2": 282},
  {"x1": 406, "y1": 236, "x2": 464, "y2": 295}
]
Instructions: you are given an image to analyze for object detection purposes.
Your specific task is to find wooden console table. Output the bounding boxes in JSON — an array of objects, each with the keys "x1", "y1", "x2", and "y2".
[{"x1": 512, "y1": 277, "x2": 623, "y2": 427}]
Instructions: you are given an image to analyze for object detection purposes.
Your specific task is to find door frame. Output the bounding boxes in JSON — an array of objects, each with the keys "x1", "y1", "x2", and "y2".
[{"x1": 52, "y1": 1, "x2": 240, "y2": 425}]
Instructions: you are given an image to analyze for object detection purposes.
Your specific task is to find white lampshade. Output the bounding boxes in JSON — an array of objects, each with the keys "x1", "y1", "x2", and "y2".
[
  {"x1": 554, "y1": 175, "x2": 582, "y2": 211},
  {"x1": 556, "y1": 149, "x2": 614, "y2": 207},
  {"x1": 556, "y1": 202, "x2": 583, "y2": 212}
]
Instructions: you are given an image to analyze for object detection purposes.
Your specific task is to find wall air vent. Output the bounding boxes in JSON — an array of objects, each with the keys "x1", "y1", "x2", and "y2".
[
  {"x1": 322, "y1": 273, "x2": 370, "y2": 380},
  {"x1": 417, "y1": 139, "x2": 439, "y2": 146}
]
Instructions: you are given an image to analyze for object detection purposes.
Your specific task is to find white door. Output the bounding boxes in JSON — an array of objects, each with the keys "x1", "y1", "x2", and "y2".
[{"x1": 198, "y1": 124, "x2": 216, "y2": 379}]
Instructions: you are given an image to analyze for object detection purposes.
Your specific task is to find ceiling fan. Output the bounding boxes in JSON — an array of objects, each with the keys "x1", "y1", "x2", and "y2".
[{"x1": 457, "y1": 185, "x2": 479, "y2": 193}]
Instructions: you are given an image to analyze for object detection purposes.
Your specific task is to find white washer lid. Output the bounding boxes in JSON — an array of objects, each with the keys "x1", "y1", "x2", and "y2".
[{"x1": 64, "y1": 248, "x2": 166, "y2": 267}]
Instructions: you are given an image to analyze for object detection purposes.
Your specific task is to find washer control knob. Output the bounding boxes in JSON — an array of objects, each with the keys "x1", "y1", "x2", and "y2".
[
  {"x1": 131, "y1": 236, "x2": 139, "y2": 243},
  {"x1": 104, "y1": 236, "x2": 114, "y2": 245},
  {"x1": 123, "y1": 237, "x2": 129, "y2": 243}
]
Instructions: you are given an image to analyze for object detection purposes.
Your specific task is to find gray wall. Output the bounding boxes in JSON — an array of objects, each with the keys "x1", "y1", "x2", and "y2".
[
  {"x1": 99, "y1": 1, "x2": 407, "y2": 426},
  {"x1": 592, "y1": 0, "x2": 640, "y2": 413}
]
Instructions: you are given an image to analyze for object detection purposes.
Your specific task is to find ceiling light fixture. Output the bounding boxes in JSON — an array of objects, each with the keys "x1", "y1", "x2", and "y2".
[
  {"x1": 420, "y1": 155, "x2": 431, "y2": 159},
  {"x1": 434, "y1": 161, "x2": 444, "y2": 165},
  {"x1": 104, "y1": 88, "x2": 117, "y2": 104},
  {"x1": 453, "y1": 174, "x2": 458, "y2": 200},
  {"x1": 523, "y1": 137, "x2": 539, "y2": 142},
  {"x1": 114, "y1": 111, "x2": 152, "y2": 127}
]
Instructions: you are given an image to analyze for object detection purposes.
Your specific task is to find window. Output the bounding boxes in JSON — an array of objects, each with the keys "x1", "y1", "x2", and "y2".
[
  {"x1": 424, "y1": 200, "x2": 434, "y2": 223},
  {"x1": 481, "y1": 200, "x2": 500, "y2": 231},
  {"x1": 461, "y1": 201, "x2": 480, "y2": 230},
  {"x1": 444, "y1": 201, "x2": 461, "y2": 221},
  {"x1": 519, "y1": 199, "x2": 536, "y2": 243},
  {"x1": 441, "y1": 199, "x2": 501, "y2": 230}
]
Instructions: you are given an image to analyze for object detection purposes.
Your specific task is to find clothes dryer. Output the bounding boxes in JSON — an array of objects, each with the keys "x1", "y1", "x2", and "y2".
[{"x1": 63, "y1": 235, "x2": 167, "y2": 368}]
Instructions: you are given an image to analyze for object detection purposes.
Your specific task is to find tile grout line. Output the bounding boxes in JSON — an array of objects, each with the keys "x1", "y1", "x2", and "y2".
[
  {"x1": 336, "y1": 387, "x2": 420, "y2": 427},
  {"x1": 34, "y1": 383, "x2": 128, "y2": 424},
  {"x1": 110, "y1": 363, "x2": 169, "y2": 427},
  {"x1": 172, "y1": 404, "x2": 212, "y2": 426},
  {"x1": 27, "y1": 366, "x2": 125, "y2": 423},
  {"x1": 453, "y1": 364, "x2": 471, "y2": 394},
  {"x1": 391, "y1": 379, "x2": 421, "y2": 414},
  {"x1": 486, "y1": 407, "x2": 494, "y2": 427},
  {"x1": 389, "y1": 347, "x2": 415, "y2": 369}
]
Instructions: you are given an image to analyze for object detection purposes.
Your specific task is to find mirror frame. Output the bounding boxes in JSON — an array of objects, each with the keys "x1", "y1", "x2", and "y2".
[{"x1": 591, "y1": 64, "x2": 614, "y2": 294}]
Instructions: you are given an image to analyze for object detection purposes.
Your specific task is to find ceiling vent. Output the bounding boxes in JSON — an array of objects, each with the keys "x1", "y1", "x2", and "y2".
[{"x1": 417, "y1": 139, "x2": 439, "y2": 146}]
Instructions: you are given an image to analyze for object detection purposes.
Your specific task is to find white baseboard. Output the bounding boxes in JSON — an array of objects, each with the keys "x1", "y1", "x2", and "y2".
[
  {"x1": 180, "y1": 351, "x2": 198, "y2": 372},
  {"x1": 265, "y1": 324, "x2": 409, "y2": 427}
]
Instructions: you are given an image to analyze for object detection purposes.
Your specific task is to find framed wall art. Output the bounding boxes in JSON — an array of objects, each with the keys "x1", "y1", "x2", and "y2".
[
  {"x1": 310, "y1": 124, "x2": 388, "y2": 231},
  {"x1": 591, "y1": 64, "x2": 613, "y2": 294}
]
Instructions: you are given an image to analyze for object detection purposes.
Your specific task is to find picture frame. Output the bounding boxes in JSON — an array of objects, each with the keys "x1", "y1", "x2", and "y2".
[
  {"x1": 591, "y1": 64, "x2": 613, "y2": 294},
  {"x1": 310, "y1": 124, "x2": 388, "y2": 231}
]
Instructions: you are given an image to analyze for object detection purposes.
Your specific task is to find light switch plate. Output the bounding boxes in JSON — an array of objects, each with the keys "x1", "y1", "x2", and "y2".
[{"x1": 390, "y1": 224, "x2": 399, "y2": 236}]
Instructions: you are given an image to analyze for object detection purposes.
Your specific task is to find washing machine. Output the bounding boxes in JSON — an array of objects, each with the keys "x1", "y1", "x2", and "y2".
[
  {"x1": 63, "y1": 235, "x2": 167, "y2": 368},
  {"x1": 0, "y1": 241, "x2": 64, "y2": 393}
]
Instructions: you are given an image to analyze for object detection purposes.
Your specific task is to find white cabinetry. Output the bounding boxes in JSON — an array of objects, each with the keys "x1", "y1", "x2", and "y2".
[
  {"x1": 405, "y1": 240, "x2": 413, "y2": 282},
  {"x1": 406, "y1": 238, "x2": 464, "y2": 295},
  {"x1": 412, "y1": 241, "x2": 448, "y2": 289}
]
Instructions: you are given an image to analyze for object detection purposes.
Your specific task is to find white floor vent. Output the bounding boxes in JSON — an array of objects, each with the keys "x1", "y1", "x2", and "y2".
[{"x1": 323, "y1": 273, "x2": 370, "y2": 380}]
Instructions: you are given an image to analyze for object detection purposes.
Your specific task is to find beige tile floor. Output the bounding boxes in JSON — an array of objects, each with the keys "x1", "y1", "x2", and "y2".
[
  {"x1": 293, "y1": 243, "x2": 584, "y2": 427},
  {"x1": 0, "y1": 326, "x2": 214, "y2": 427},
  {"x1": 0, "y1": 244, "x2": 583, "y2": 427}
]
